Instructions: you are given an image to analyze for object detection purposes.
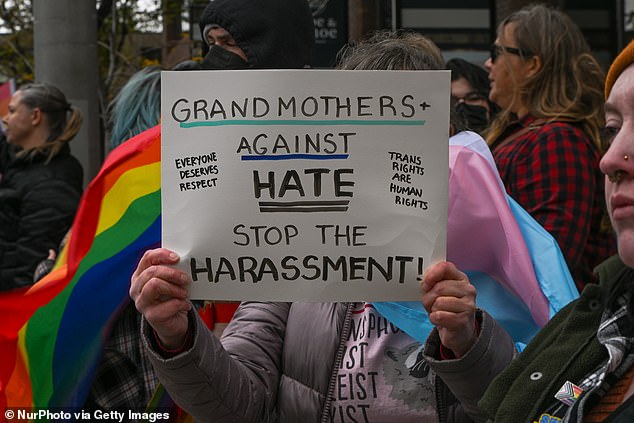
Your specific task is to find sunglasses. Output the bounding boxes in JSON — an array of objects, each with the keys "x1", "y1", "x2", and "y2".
[{"x1": 490, "y1": 44, "x2": 532, "y2": 63}]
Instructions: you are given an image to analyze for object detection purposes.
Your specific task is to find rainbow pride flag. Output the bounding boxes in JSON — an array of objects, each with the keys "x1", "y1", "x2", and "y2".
[{"x1": 0, "y1": 125, "x2": 161, "y2": 413}]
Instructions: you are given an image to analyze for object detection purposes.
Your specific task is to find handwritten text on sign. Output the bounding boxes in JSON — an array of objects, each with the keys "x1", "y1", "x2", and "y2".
[{"x1": 161, "y1": 70, "x2": 449, "y2": 301}]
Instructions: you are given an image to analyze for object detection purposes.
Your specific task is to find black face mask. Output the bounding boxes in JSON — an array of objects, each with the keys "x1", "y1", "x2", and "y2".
[
  {"x1": 456, "y1": 103, "x2": 489, "y2": 133},
  {"x1": 201, "y1": 45, "x2": 248, "y2": 70}
]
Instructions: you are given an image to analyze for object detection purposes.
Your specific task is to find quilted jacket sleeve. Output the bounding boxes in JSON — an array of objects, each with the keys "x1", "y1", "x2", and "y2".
[
  {"x1": 143, "y1": 302, "x2": 290, "y2": 423},
  {"x1": 423, "y1": 311, "x2": 517, "y2": 423}
]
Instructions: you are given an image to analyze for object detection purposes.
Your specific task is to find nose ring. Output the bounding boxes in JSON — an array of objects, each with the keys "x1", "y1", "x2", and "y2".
[
  {"x1": 626, "y1": 155, "x2": 629, "y2": 161},
  {"x1": 608, "y1": 169, "x2": 626, "y2": 183}
]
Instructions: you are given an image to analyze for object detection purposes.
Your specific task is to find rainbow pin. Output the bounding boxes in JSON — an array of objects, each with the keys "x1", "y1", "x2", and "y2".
[{"x1": 555, "y1": 381, "x2": 583, "y2": 406}]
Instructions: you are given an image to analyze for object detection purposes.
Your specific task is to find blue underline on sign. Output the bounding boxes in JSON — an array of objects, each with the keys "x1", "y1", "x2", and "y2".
[
  {"x1": 242, "y1": 154, "x2": 349, "y2": 161},
  {"x1": 180, "y1": 119, "x2": 426, "y2": 128}
]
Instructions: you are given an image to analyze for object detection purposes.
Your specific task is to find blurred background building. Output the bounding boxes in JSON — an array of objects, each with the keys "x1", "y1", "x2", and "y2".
[{"x1": 0, "y1": 0, "x2": 630, "y2": 181}]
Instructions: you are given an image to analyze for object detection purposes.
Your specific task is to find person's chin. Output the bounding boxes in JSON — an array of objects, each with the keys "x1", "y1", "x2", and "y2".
[
  {"x1": 616, "y1": 230, "x2": 634, "y2": 268},
  {"x1": 489, "y1": 92, "x2": 507, "y2": 111},
  {"x1": 488, "y1": 90, "x2": 498, "y2": 105}
]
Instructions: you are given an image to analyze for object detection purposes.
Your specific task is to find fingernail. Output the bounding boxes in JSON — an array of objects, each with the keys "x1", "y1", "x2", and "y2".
[{"x1": 169, "y1": 252, "x2": 178, "y2": 260}]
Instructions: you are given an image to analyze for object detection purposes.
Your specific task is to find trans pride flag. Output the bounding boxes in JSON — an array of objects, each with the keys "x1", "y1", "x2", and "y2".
[
  {"x1": 375, "y1": 131, "x2": 579, "y2": 349},
  {"x1": 0, "y1": 125, "x2": 161, "y2": 413}
]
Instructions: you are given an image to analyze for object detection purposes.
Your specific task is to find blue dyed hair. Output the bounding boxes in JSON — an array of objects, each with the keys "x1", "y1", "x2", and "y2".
[{"x1": 107, "y1": 66, "x2": 161, "y2": 152}]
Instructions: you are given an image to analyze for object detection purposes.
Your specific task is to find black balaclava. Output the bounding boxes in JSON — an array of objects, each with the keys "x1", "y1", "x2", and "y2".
[
  {"x1": 198, "y1": 0, "x2": 315, "y2": 70},
  {"x1": 201, "y1": 45, "x2": 249, "y2": 70}
]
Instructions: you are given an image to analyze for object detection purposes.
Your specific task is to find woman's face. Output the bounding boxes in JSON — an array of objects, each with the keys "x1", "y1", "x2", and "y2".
[
  {"x1": 484, "y1": 22, "x2": 531, "y2": 116},
  {"x1": 451, "y1": 77, "x2": 490, "y2": 112},
  {"x1": 600, "y1": 64, "x2": 634, "y2": 267},
  {"x1": 3, "y1": 91, "x2": 35, "y2": 147}
]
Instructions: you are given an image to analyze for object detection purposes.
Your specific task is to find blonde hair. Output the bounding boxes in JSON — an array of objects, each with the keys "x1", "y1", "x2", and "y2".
[
  {"x1": 486, "y1": 4, "x2": 605, "y2": 153},
  {"x1": 17, "y1": 83, "x2": 83, "y2": 163}
]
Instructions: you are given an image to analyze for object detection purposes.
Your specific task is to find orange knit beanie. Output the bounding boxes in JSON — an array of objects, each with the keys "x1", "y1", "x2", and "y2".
[{"x1": 606, "y1": 39, "x2": 634, "y2": 99}]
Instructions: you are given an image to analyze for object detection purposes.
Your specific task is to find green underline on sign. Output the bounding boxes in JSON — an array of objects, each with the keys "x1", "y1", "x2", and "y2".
[{"x1": 180, "y1": 119, "x2": 426, "y2": 128}]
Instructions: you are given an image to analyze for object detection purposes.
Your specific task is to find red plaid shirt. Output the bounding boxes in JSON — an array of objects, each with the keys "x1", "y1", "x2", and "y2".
[{"x1": 492, "y1": 115, "x2": 616, "y2": 289}]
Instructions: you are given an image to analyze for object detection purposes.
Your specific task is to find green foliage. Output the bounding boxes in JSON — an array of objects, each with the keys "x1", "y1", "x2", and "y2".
[
  {"x1": 0, "y1": 0, "x2": 35, "y2": 84},
  {"x1": 0, "y1": 0, "x2": 186, "y2": 150},
  {"x1": 0, "y1": 0, "x2": 171, "y2": 89},
  {"x1": 0, "y1": 0, "x2": 33, "y2": 32}
]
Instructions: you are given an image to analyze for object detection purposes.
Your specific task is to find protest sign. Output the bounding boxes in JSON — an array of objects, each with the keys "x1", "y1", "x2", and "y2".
[{"x1": 161, "y1": 69, "x2": 449, "y2": 301}]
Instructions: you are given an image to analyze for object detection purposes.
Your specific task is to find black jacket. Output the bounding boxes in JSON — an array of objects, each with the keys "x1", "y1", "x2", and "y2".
[
  {"x1": 0, "y1": 137, "x2": 83, "y2": 290},
  {"x1": 478, "y1": 255, "x2": 632, "y2": 422}
]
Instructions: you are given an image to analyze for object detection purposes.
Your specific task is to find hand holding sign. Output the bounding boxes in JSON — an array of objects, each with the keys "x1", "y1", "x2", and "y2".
[
  {"x1": 421, "y1": 261, "x2": 477, "y2": 358},
  {"x1": 130, "y1": 248, "x2": 192, "y2": 349}
]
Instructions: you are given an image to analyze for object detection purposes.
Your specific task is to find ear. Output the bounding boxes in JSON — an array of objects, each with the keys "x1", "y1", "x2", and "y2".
[
  {"x1": 30, "y1": 107, "x2": 42, "y2": 126},
  {"x1": 524, "y1": 55, "x2": 542, "y2": 78}
]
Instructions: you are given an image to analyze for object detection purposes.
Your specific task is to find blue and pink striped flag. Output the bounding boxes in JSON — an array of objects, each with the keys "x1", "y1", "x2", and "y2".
[{"x1": 375, "y1": 131, "x2": 579, "y2": 349}]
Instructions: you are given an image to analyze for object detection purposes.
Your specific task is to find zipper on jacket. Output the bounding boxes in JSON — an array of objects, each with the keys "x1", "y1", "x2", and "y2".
[
  {"x1": 435, "y1": 373, "x2": 447, "y2": 423},
  {"x1": 320, "y1": 302, "x2": 355, "y2": 423}
]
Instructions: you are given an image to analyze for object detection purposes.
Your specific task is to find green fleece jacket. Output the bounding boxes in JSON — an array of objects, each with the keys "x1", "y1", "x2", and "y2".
[{"x1": 479, "y1": 255, "x2": 633, "y2": 423}]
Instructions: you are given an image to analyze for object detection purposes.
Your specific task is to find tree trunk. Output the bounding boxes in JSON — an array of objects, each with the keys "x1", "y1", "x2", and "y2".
[
  {"x1": 347, "y1": 0, "x2": 380, "y2": 42},
  {"x1": 162, "y1": 0, "x2": 188, "y2": 69}
]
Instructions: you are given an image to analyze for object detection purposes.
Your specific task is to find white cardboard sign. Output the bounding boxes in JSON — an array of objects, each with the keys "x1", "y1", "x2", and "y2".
[{"x1": 161, "y1": 69, "x2": 449, "y2": 301}]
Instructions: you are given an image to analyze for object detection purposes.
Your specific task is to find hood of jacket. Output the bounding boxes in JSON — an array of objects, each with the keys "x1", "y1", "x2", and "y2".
[{"x1": 198, "y1": 0, "x2": 315, "y2": 69}]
